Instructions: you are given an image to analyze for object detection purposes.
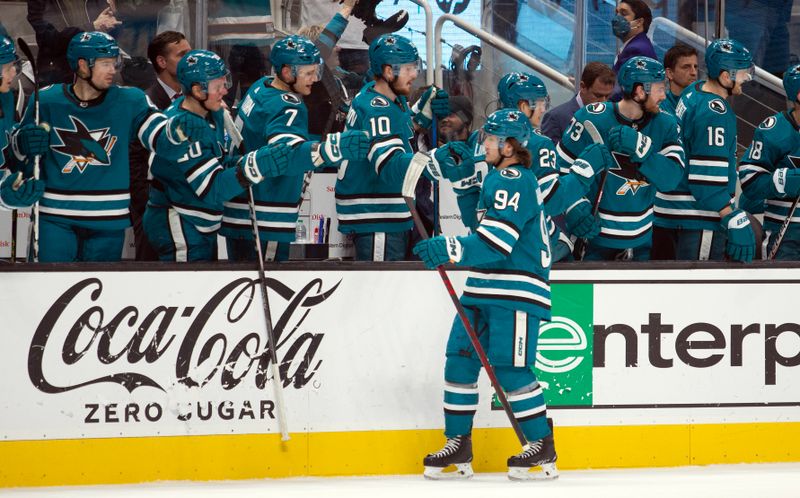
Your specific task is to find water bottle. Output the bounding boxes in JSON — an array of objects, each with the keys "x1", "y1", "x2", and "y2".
[{"x1": 295, "y1": 218, "x2": 308, "y2": 243}]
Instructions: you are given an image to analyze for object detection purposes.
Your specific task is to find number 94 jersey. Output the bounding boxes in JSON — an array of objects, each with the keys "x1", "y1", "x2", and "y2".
[{"x1": 461, "y1": 165, "x2": 552, "y2": 321}]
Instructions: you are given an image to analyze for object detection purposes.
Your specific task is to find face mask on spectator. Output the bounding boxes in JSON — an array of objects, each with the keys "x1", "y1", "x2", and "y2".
[{"x1": 612, "y1": 15, "x2": 632, "y2": 40}]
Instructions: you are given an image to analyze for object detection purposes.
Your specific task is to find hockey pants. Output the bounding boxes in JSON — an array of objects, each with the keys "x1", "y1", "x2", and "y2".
[
  {"x1": 442, "y1": 305, "x2": 551, "y2": 442},
  {"x1": 38, "y1": 216, "x2": 124, "y2": 262}
]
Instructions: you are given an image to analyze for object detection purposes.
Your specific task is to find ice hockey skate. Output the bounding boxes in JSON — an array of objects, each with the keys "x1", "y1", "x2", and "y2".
[
  {"x1": 422, "y1": 435, "x2": 474, "y2": 480},
  {"x1": 507, "y1": 434, "x2": 559, "y2": 481}
]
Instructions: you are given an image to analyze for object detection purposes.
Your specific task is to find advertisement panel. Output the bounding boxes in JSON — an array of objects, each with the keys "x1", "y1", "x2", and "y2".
[{"x1": 1, "y1": 269, "x2": 799, "y2": 443}]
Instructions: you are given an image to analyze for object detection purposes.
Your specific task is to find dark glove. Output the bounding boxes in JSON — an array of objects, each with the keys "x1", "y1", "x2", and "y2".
[
  {"x1": 571, "y1": 143, "x2": 614, "y2": 186},
  {"x1": 412, "y1": 236, "x2": 463, "y2": 269},
  {"x1": 166, "y1": 111, "x2": 207, "y2": 143},
  {"x1": 0, "y1": 173, "x2": 45, "y2": 208},
  {"x1": 608, "y1": 125, "x2": 654, "y2": 163},
  {"x1": 238, "y1": 143, "x2": 291, "y2": 184},
  {"x1": 565, "y1": 200, "x2": 600, "y2": 239},
  {"x1": 721, "y1": 209, "x2": 755, "y2": 263},
  {"x1": 773, "y1": 167, "x2": 800, "y2": 197},
  {"x1": 313, "y1": 130, "x2": 370, "y2": 166},
  {"x1": 432, "y1": 141, "x2": 475, "y2": 182},
  {"x1": 12, "y1": 123, "x2": 50, "y2": 158}
]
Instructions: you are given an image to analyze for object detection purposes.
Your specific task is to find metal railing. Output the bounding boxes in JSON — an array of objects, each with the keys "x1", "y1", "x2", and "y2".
[
  {"x1": 433, "y1": 14, "x2": 574, "y2": 91},
  {"x1": 409, "y1": 0, "x2": 434, "y2": 86},
  {"x1": 649, "y1": 16, "x2": 785, "y2": 96}
]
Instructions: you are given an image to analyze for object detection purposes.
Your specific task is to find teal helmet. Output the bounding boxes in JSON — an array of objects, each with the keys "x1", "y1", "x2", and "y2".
[
  {"x1": 0, "y1": 34, "x2": 15, "y2": 65},
  {"x1": 618, "y1": 56, "x2": 666, "y2": 94},
  {"x1": 783, "y1": 64, "x2": 800, "y2": 103},
  {"x1": 177, "y1": 49, "x2": 230, "y2": 93},
  {"x1": 369, "y1": 34, "x2": 419, "y2": 77},
  {"x1": 497, "y1": 72, "x2": 548, "y2": 108},
  {"x1": 705, "y1": 38, "x2": 753, "y2": 80},
  {"x1": 482, "y1": 109, "x2": 532, "y2": 147},
  {"x1": 66, "y1": 32, "x2": 119, "y2": 71},
  {"x1": 270, "y1": 35, "x2": 322, "y2": 78}
]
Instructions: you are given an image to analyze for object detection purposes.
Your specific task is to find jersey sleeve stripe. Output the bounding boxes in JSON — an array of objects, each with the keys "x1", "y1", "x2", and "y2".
[
  {"x1": 476, "y1": 226, "x2": 513, "y2": 255},
  {"x1": 267, "y1": 133, "x2": 305, "y2": 146},
  {"x1": 689, "y1": 158, "x2": 729, "y2": 168},
  {"x1": 137, "y1": 112, "x2": 162, "y2": 145},
  {"x1": 186, "y1": 158, "x2": 222, "y2": 183},
  {"x1": 480, "y1": 218, "x2": 520, "y2": 240},
  {"x1": 556, "y1": 142, "x2": 576, "y2": 165},
  {"x1": 688, "y1": 174, "x2": 728, "y2": 184},
  {"x1": 373, "y1": 146, "x2": 404, "y2": 175},
  {"x1": 367, "y1": 137, "x2": 404, "y2": 161},
  {"x1": 145, "y1": 119, "x2": 169, "y2": 151},
  {"x1": 194, "y1": 166, "x2": 223, "y2": 198}
]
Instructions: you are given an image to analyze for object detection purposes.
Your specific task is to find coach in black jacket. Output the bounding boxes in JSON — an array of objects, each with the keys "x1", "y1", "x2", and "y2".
[{"x1": 128, "y1": 31, "x2": 190, "y2": 260}]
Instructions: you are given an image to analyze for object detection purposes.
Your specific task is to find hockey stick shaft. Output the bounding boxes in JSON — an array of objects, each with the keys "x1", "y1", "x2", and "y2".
[
  {"x1": 432, "y1": 122, "x2": 440, "y2": 236},
  {"x1": 403, "y1": 196, "x2": 528, "y2": 448},
  {"x1": 16, "y1": 38, "x2": 40, "y2": 262},
  {"x1": 573, "y1": 120, "x2": 605, "y2": 260},
  {"x1": 224, "y1": 109, "x2": 290, "y2": 440},
  {"x1": 768, "y1": 194, "x2": 799, "y2": 260}
]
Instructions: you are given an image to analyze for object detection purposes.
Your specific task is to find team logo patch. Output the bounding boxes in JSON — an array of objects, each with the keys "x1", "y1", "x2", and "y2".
[
  {"x1": 370, "y1": 96, "x2": 390, "y2": 108},
  {"x1": 635, "y1": 59, "x2": 648, "y2": 70},
  {"x1": 52, "y1": 116, "x2": 118, "y2": 174},
  {"x1": 281, "y1": 93, "x2": 301, "y2": 105},
  {"x1": 719, "y1": 41, "x2": 734, "y2": 53},
  {"x1": 708, "y1": 99, "x2": 727, "y2": 114},
  {"x1": 500, "y1": 168, "x2": 521, "y2": 179},
  {"x1": 185, "y1": 55, "x2": 198, "y2": 66},
  {"x1": 760, "y1": 116, "x2": 777, "y2": 130},
  {"x1": 610, "y1": 151, "x2": 649, "y2": 195},
  {"x1": 586, "y1": 102, "x2": 606, "y2": 114}
]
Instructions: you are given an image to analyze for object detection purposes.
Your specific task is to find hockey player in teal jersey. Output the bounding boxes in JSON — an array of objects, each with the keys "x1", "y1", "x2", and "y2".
[
  {"x1": 556, "y1": 56, "x2": 685, "y2": 260},
  {"x1": 655, "y1": 39, "x2": 756, "y2": 262},
  {"x1": 221, "y1": 35, "x2": 368, "y2": 262},
  {"x1": 738, "y1": 63, "x2": 800, "y2": 259},
  {"x1": 12, "y1": 32, "x2": 201, "y2": 262},
  {"x1": 145, "y1": 50, "x2": 293, "y2": 262},
  {"x1": 335, "y1": 34, "x2": 452, "y2": 261},
  {"x1": 0, "y1": 33, "x2": 45, "y2": 211},
  {"x1": 450, "y1": 72, "x2": 611, "y2": 262},
  {"x1": 415, "y1": 109, "x2": 558, "y2": 481}
]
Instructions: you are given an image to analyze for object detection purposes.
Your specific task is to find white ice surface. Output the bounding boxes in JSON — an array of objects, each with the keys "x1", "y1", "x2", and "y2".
[{"x1": 3, "y1": 464, "x2": 799, "y2": 498}]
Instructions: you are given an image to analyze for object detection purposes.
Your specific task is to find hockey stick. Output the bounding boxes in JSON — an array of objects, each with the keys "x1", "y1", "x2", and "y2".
[
  {"x1": 431, "y1": 117, "x2": 440, "y2": 236},
  {"x1": 223, "y1": 109, "x2": 290, "y2": 441},
  {"x1": 16, "y1": 38, "x2": 40, "y2": 262},
  {"x1": 573, "y1": 120, "x2": 607, "y2": 260},
  {"x1": 768, "y1": 194, "x2": 800, "y2": 260},
  {"x1": 403, "y1": 195, "x2": 528, "y2": 448}
]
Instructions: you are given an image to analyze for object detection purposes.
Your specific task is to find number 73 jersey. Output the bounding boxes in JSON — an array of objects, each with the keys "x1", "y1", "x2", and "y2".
[{"x1": 460, "y1": 165, "x2": 552, "y2": 321}]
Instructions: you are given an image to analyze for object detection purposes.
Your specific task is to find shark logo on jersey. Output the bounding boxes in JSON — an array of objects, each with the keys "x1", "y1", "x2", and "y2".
[
  {"x1": 281, "y1": 93, "x2": 301, "y2": 105},
  {"x1": 610, "y1": 151, "x2": 649, "y2": 195},
  {"x1": 586, "y1": 102, "x2": 606, "y2": 114},
  {"x1": 760, "y1": 116, "x2": 777, "y2": 130},
  {"x1": 708, "y1": 99, "x2": 726, "y2": 115},
  {"x1": 52, "y1": 116, "x2": 117, "y2": 174},
  {"x1": 370, "y1": 96, "x2": 390, "y2": 108},
  {"x1": 500, "y1": 167, "x2": 521, "y2": 179}
]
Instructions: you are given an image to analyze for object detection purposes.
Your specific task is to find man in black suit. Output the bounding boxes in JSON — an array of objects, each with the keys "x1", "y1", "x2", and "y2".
[
  {"x1": 128, "y1": 31, "x2": 190, "y2": 260},
  {"x1": 540, "y1": 62, "x2": 615, "y2": 146}
]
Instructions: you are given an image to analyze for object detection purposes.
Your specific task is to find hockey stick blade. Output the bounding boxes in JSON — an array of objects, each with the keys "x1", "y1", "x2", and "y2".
[
  {"x1": 16, "y1": 38, "x2": 37, "y2": 76},
  {"x1": 583, "y1": 120, "x2": 604, "y2": 145}
]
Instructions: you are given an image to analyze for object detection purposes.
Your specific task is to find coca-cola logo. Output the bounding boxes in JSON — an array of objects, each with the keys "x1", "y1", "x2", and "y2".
[{"x1": 28, "y1": 276, "x2": 341, "y2": 394}]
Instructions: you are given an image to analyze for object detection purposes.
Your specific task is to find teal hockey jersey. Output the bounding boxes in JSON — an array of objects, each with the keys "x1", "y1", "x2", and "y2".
[
  {"x1": 458, "y1": 164, "x2": 551, "y2": 320},
  {"x1": 221, "y1": 77, "x2": 316, "y2": 243},
  {"x1": 660, "y1": 89, "x2": 680, "y2": 116},
  {"x1": 0, "y1": 91, "x2": 14, "y2": 170},
  {"x1": 17, "y1": 84, "x2": 180, "y2": 230},
  {"x1": 335, "y1": 81, "x2": 415, "y2": 234},
  {"x1": 149, "y1": 99, "x2": 244, "y2": 233},
  {"x1": 655, "y1": 81, "x2": 737, "y2": 230},
  {"x1": 739, "y1": 111, "x2": 800, "y2": 234},
  {"x1": 556, "y1": 101, "x2": 684, "y2": 249}
]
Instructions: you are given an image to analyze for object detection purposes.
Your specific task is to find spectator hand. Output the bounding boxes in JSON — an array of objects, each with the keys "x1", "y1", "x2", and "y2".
[
  {"x1": 93, "y1": 7, "x2": 122, "y2": 32},
  {"x1": 565, "y1": 201, "x2": 600, "y2": 239},
  {"x1": 412, "y1": 236, "x2": 463, "y2": 269},
  {"x1": 0, "y1": 173, "x2": 45, "y2": 208},
  {"x1": 608, "y1": 125, "x2": 653, "y2": 163},
  {"x1": 12, "y1": 123, "x2": 50, "y2": 158},
  {"x1": 721, "y1": 209, "x2": 755, "y2": 263}
]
